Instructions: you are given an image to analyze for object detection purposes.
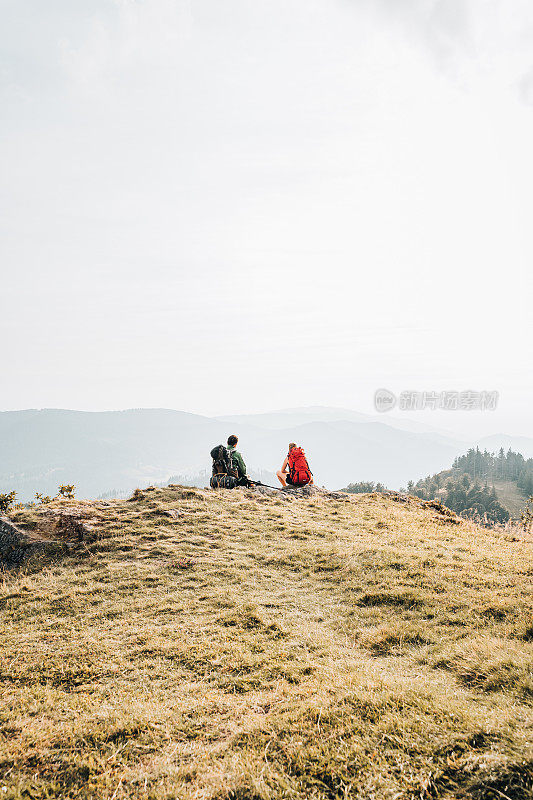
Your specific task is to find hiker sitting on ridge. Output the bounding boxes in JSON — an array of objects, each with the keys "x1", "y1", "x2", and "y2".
[
  {"x1": 277, "y1": 443, "x2": 313, "y2": 488},
  {"x1": 227, "y1": 434, "x2": 250, "y2": 487},
  {"x1": 210, "y1": 444, "x2": 237, "y2": 489}
]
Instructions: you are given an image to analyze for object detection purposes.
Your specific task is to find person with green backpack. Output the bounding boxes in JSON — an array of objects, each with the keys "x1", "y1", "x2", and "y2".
[
  {"x1": 226, "y1": 434, "x2": 249, "y2": 486},
  {"x1": 209, "y1": 435, "x2": 250, "y2": 489}
]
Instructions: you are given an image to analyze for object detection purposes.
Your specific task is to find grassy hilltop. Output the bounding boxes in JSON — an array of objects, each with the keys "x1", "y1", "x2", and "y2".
[{"x1": 1, "y1": 486, "x2": 533, "y2": 800}]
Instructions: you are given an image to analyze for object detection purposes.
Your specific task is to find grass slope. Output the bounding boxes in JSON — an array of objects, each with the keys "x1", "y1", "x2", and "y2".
[
  {"x1": 1, "y1": 487, "x2": 532, "y2": 800},
  {"x1": 408, "y1": 470, "x2": 529, "y2": 520},
  {"x1": 491, "y1": 480, "x2": 529, "y2": 518}
]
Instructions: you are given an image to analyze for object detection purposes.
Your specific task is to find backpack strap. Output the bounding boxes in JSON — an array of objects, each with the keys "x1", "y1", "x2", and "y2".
[
  {"x1": 288, "y1": 451, "x2": 295, "y2": 481},
  {"x1": 227, "y1": 447, "x2": 239, "y2": 478}
]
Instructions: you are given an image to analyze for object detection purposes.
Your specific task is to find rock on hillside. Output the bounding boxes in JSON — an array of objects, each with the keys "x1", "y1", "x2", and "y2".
[{"x1": 1, "y1": 485, "x2": 532, "y2": 799}]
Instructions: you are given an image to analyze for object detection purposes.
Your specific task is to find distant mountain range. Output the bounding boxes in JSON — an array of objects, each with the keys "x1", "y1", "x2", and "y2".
[{"x1": 1, "y1": 407, "x2": 531, "y2": 501}]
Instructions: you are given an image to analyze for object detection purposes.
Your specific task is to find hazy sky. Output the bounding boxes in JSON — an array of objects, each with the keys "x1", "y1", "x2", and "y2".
[{"x1": 1, "y1": 0, "x2": 532, "y2": 436}]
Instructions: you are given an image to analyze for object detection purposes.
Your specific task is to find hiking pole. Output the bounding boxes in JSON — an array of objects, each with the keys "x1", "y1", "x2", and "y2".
[{"x1": 248, "y1": 480, "x2": 282, "y2": 491}]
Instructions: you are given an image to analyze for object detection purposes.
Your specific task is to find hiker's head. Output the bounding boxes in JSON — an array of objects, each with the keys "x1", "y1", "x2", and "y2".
[
  {"x1": 288, "y1": 442, "x2": 297, "y2": 452},
  {"x1": 227, "y1": 435, "x2": 238, "y2": 448}
]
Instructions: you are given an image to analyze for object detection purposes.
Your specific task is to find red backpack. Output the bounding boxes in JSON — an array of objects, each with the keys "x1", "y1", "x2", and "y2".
[{"x1": 288, "y1": 447, "x2": 312, "y2": 486}]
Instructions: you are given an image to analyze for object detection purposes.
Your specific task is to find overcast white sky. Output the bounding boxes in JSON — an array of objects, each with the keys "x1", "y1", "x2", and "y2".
[{"x1": 1, "y1": 0, "x2": 532, "y2": 436}]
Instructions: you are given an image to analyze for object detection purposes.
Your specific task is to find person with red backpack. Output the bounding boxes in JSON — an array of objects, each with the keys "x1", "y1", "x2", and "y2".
[{"x1": 277, "y1": 443, "x2": 314, "y2": 488}]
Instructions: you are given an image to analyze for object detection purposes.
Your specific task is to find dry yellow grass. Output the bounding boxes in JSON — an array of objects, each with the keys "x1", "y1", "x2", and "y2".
[{"x1": 1, "y1": 486, "x2": 532, "y2": 799}]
